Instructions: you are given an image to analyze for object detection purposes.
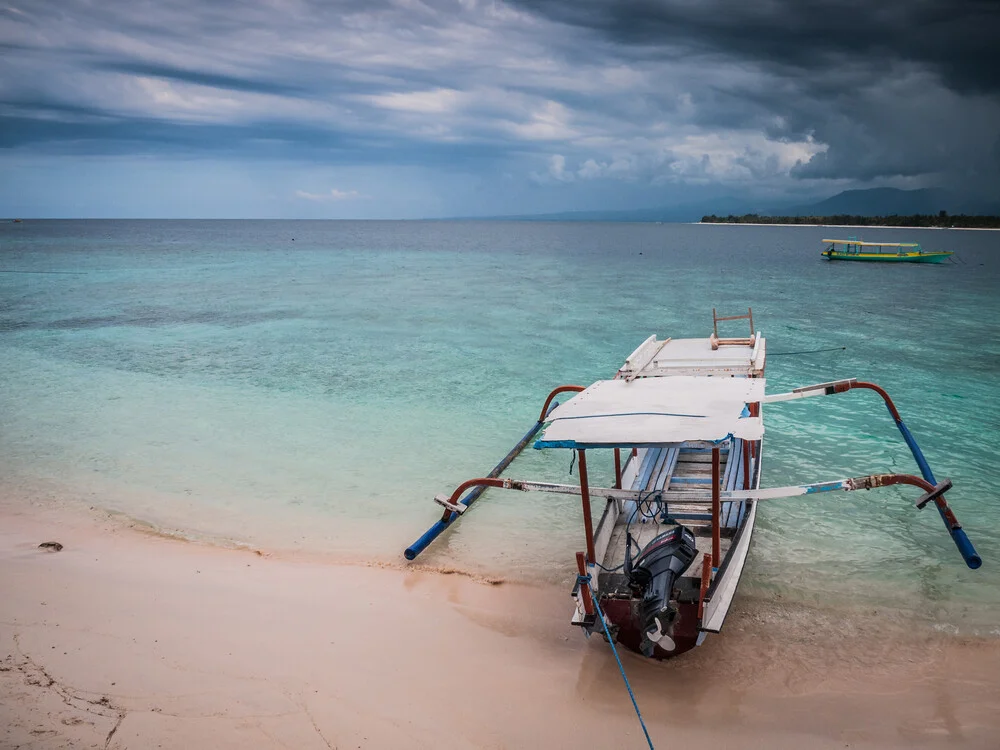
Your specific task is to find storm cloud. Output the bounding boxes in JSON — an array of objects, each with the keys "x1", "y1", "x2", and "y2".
[
  {"x1": 515, "y1": 0, "x2": 1000, "y2": 186},
  {"x1": 1, "y1": 0, "x2": 997, "y2": 216}
]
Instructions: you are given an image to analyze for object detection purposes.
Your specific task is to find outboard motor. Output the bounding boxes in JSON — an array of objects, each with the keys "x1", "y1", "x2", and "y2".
[{"x1": 625, "y1": 526, "x2": 697, "y2": 655}]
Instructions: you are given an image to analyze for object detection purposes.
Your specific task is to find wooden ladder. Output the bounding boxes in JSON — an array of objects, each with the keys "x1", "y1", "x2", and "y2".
[{"x1": 710, "y1": 308, "x2": 755, "y2": 350}]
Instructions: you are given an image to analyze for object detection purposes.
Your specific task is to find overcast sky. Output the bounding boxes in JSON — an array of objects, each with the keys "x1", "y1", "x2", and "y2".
[{"x1": 2, "y1": 0, "x2": 998, "y2": 218}]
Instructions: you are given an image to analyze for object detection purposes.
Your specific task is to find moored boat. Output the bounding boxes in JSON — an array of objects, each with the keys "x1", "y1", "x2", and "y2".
[
  {"x1": 405, "y1": 310, "x2": 979, "y2": 659},
  {"x1": 821, "y1": 237, "x2": 953, "y2": 263}
]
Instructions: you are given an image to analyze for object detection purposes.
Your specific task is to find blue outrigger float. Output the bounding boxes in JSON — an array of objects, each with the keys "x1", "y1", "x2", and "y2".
[{"x1": 406, "y1": 311, "x2": 980, "y2": 659}]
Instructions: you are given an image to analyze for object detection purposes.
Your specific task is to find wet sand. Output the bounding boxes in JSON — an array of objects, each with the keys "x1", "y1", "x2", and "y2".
[{"x1": 2, "y1": 502, "x2": 999, "y2": 749}]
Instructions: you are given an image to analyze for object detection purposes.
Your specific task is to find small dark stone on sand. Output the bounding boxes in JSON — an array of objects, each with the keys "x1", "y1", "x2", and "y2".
[{"x1": 38, "y1": 541, "x2": 63, "y2": 552}]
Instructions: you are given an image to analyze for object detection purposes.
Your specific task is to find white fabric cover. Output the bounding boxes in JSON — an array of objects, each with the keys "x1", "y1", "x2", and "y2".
[{"x1": 537, "y1": 376, "x2": 765, "y2": 448}]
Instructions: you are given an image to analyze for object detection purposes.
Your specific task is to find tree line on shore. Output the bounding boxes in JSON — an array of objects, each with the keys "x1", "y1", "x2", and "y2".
[{"x1": 700, "y1": 212, "x2": 1000, "y2": 228}]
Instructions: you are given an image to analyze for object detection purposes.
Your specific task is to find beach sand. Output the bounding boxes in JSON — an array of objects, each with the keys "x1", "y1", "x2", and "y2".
[{"x1": 2, "y1": 499, "x2": 999, "y2": 749}]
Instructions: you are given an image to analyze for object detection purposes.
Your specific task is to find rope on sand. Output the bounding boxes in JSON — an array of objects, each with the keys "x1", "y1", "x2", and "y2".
[{"x1": 581, "y1": 575, "x2": 655, "y2": 749}]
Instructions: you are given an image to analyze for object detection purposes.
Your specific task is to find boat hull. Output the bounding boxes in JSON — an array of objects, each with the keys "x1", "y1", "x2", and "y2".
[
  {"x1": 599, "y1": 597, "x2": 702, "y2": 659},
  {"x1": 821, "y1": 250, "x2": 952, "y2": 263},
  {"x1": 587, "y1": 439, "x2": 763, "y2": 660}
]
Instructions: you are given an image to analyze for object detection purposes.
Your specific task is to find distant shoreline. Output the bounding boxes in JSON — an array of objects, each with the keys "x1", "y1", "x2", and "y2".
[
  {"x1": 701, "y1": 213, "x2": 1000, "y2": 230},
  {"x1": 697, "y1": 222, "x2": 1000, "y2": 231}
]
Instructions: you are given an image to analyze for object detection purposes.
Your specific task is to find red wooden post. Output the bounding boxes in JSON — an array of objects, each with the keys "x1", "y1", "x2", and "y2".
[
  {"x1": 711, "y1": 447, "x2": 721, "y2": 568},
  {"x1": 614, "y1": 448, "x2": 622, "y2": 489},
  {"x1": 578, "y1": 449, "x2": 596, "y2": 564},
  {"x1": 537, "y1": 384, "x2": 585, "y2": 421},
  {"x1": 576, "y1": 551, "x2": 594, "y2": 616},
  {"x1": 697, "y1": 553, "x2": 712, "y2": 620}
]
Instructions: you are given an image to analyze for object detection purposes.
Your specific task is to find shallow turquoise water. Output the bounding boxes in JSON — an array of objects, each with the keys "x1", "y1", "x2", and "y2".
[{"x1": 1, "y1": 220, "x2": 998, "y2": 632}]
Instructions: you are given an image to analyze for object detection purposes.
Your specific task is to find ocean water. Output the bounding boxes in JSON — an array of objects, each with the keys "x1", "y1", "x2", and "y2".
[{"x1": 2, "y1": 220, "x2": 998, "y2": 634}]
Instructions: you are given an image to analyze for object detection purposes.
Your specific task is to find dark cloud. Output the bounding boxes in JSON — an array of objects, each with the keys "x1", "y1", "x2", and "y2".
[
  {"x1": 514, "y1": 0, "x2": 1000, "y2": 94},
  {"x1": 0, "y1": 109, "x2": 513, "y2": 170},
  {"x1": 1, "y1": 0, "x2": 998, "y2": 206},
  {"x1": 0, "y1": 0, "x2": 552, "y2": 165},
  {"x1": 93, "y1": 62, "x2": 307, "y2": 97},
  {"x1": 513, "y1": 0, "x2": 1000, "y2": 189}
]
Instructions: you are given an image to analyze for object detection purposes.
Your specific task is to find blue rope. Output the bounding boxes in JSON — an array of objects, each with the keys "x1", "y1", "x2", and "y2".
[{"x1": 579, "y1": 575, "x2": 655, "y2": 749}]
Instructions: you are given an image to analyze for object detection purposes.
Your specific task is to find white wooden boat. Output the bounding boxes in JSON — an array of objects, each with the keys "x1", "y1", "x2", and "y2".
[{"x1": 406, "y1": 311, "x2": 979, "y2": 659}]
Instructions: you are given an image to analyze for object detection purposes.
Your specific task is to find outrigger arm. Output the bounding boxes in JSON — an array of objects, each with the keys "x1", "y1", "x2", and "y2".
[
  {"x1": 421, "y1": 472, "x2": 954, "y2": 509},
  {"x1": 403, "y1": 385, "x2": 584, "y2": 561},
  {"x1": 764, "y1": 378, "x2": 982, "y2": 569}
]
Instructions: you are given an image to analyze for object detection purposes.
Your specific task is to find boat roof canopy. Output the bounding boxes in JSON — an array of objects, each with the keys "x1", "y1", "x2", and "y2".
[
  {"x1": 823, "y1": 239, "x2": 919, "y2": 248},
  {"x1": 618, "y1": 335, "x2": 765, "y2": 378},
  {"x1": 535, "y1": 376, "x2": 765, "y2": 450}
]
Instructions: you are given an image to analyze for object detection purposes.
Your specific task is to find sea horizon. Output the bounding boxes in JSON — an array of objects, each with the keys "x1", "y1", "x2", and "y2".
[{"x1": 6, "y1": 217, "x2": 1000, "y2": 231}]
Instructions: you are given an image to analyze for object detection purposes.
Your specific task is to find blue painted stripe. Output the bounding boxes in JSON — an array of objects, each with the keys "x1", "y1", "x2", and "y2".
[
  {"x1": 534, "y1": 440, "x2": 706, "y2": 450},
  {"x1": 804, "y1": 480, "x2": 847, "y2": 494},
  {"x1": 646, "y1": 448, "x2": 671, "y2": 490},
  {"x1": 550, "y1": 411, "x2": 706, "y2": 421},
  {"x1": 635, "y1": 447, "x2": 663, "y2": 490},
  {"x1": 652, "y1": 448, "x2": 678, "y2": 491},
  {"x1": 721, "y1": 440, "x2": 744, "y2": 528}
]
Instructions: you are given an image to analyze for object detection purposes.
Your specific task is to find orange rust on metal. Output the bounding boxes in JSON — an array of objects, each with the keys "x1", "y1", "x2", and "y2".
[
  {"x1": 697, "y1": 553, "x2": 712, "y2": 620},
  {"x1": 538, "y1": 385, "x2": 586, "y2": 422},
  {"x1": 711, "y1": 447, "x2": 721, "y2": 568},
  {"x1": 847, "y1": 473, "x2": 932, "y2": 493},
  {"x1": 614, "y1": 448, "x2": 622, "y2": 489},
  {"x1": 576, "y1": 552, "x2": 595, "y2": 616},
  {"x1": 848, "y1": 472, "x2": 962, "y2": 530},
  {"x1": 578, "y1": 450, "x2": 596, "y2": 563},
  {"x1": 840, "y1": 385, "x2": 964, "y2": 530},
  {"x1": 940, "y1": 505, "x2": 961, "y2": 529},
  {"x1": 439, "y1": 477, "x2": 508, "y2": 521},
  {"x1": 448, "y1": 477, "x2": 507, "y2": 503},
  {"x1": 851, "y1": 381, "x2": 902, "y2": 421}
]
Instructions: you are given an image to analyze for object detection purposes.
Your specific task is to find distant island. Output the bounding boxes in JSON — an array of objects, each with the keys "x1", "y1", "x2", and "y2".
[{"x1": 701, "y1": 212, "x2": 1000, "y2": 229}]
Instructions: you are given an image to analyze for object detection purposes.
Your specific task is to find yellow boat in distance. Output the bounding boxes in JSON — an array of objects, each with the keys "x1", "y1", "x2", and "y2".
[{"x1": 821, "y1": 238, "x2": 953, "y2": 263}]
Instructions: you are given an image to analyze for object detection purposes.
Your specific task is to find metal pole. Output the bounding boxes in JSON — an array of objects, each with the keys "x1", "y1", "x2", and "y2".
[{"x1": 578, "y1": 449, "x2": 596, "y2": 564}]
